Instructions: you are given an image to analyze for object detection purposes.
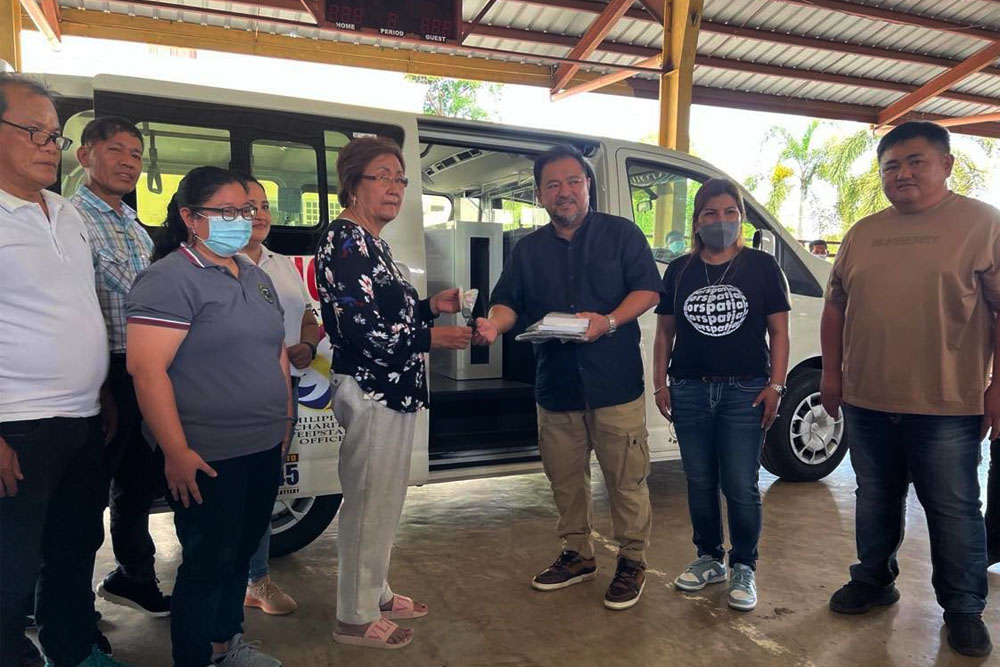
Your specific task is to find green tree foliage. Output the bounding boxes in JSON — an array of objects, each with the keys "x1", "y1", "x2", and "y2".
[
  {"x1": 749, "y1": 124, "x2": 994, "y2": 241},
  {"x1": 405, "y1": 75, "x2": 501, "y2": 121},
  {"x1": 760, "y1": 120, "x2": 828, "y2": 239},
  {"x1": 822, "y1": 130, "x2": 991, "y2": 236},
  {"x1": 819, "y1": 130, "x2": 885, "y2": 234}
]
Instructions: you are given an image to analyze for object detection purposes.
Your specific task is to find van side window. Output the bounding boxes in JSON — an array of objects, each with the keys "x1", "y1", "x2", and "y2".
[
  {"x1": 321, "y1": 131, "x2": 352, "y2": 224},
  {"x1": 419, "y1": 142, "x2": 548, "y2": 229},
  {"x1": 252, "y1": 140, "x2": 317, "y2": 227},
  {"x1": 60, "y1": 110, "x2": 94, "y2": 198},
  {"x1": 626, "y1": 160, "x2": 755, "y2": 264},
  {"x1": 134, "y1": 123, "x2": 232, "y2": 226}
]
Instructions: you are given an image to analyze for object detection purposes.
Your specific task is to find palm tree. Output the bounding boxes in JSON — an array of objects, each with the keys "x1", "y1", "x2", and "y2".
[
  {"x1": 762, "y1": 120, "x2": 828, "y2": 238},
  {"x1": 819, "y1": 130, "x2": 884, "y2": 231},
  {"x1": 822, "y1": 129, "x2": 992, "y2": 235}
]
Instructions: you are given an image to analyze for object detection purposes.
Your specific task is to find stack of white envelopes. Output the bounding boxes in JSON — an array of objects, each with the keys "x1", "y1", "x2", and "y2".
[{"x1": 515, "y1": 312, "x2": 590, "y2": 343}]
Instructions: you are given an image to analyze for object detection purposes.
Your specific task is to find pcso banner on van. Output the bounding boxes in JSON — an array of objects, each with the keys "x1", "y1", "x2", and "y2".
[{"x1": 278, "y1": 256, "x2": 344, "y2": 498}]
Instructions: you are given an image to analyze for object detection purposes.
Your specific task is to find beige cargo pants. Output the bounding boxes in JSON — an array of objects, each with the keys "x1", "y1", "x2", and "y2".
[{"x1": 536, "y1": 394, "x2": 652, "y2": 563}]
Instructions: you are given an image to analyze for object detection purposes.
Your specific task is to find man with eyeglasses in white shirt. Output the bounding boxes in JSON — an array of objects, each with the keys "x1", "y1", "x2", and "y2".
[{"x1": 0, "y1": 73, "x2": 128, "y2": 667}]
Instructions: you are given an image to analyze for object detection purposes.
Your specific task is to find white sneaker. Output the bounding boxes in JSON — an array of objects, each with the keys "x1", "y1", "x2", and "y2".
[
  {"x1": 728, "y1": 564, "x2": 757, "y2": 611},
  {"x1": 674, "y1": 555, "x2": 728, "y2": 592}
]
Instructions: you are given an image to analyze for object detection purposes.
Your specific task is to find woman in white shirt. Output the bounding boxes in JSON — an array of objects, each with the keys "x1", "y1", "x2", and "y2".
[{"x1": 240, "y1": 176, "x2": 321, "y2": 616}]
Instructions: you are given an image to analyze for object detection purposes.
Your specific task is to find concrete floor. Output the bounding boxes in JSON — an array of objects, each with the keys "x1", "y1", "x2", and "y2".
[{"x1": 53, "y1": 448, "x2": 1000, "y2": 666}]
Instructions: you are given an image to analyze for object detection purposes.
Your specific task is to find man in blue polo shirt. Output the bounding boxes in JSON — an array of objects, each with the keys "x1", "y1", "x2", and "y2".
[{"x1": 474, "y1": 144, "x2": 661, "y2": 610}]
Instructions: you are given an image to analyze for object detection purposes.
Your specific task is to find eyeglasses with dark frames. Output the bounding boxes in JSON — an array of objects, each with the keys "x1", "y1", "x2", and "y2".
[
  {"x1": 193, "y1": 205, "x2": 258, "y2": 222},
  {"x1": 360, "y1": 173, "x2": 409, "y2": 188},
  {"x1": 0, "y1": 119, "x2": 73, "y2": 151}
]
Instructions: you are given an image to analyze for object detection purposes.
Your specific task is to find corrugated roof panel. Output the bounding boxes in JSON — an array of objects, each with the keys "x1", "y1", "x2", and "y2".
[
  {"x1": 918, "y1": 98, "x2": 999, "y2": 117},
  {"x1": 709, "y1": 0, "x2": 997, "y2": 61},
  {"x1": 874, "y1": 0, "x2": 1000, "y2": 28},
  {"x1": 705, "y1": 0, "x2": 771, "y2": 25},
  {"x1": 695, "y1": 64, "x2": 901, "y2": 106},
  {"x1": 612, "y1": 19, "x2": 662, "y2": 48},
  {"x1": 953, "y1": 72, "x2": 1000, "y2": 98}
]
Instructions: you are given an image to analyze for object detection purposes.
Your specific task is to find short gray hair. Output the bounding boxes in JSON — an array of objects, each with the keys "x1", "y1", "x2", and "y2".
[{"x1": 0, "y1": 73, "x2": 56, "y2": 119}]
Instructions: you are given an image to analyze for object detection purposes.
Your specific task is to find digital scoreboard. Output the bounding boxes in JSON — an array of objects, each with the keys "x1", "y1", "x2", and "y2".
[{"x1": 324, "y1": 0, "x2": 461, "y2": 44}]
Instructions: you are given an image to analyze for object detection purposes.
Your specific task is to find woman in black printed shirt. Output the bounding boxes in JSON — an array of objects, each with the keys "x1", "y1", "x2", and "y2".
[
  {"x1": 652, "y1": 178, "x2": 790, "y2": 613},
  {"x1": 315, "y1": 137, "x2": 470, "y2": 650}
]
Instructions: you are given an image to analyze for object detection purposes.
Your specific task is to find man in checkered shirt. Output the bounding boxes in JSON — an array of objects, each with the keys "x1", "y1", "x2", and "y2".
[{"x1": 70, "y1": 116, "x2": 171, "y2": 621}]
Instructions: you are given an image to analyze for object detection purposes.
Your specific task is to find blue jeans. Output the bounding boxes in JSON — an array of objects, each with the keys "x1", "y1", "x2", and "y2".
[
  {"x1": 843, "y1": 404, "x2": 987, "y2": 613},
  {"x1": 248, "y1": 377, "x2": 299, "y2": 584},
  {"x1": 248, "y1": 526, "x2": 271, "y2": 583},
  {"x1": 669, "y1": 377, "x2": 767, "y2": 569}
]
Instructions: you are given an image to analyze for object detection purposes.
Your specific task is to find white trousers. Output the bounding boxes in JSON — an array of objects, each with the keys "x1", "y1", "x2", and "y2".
[{"x1": 330, "y1": 374, "x2": 417, "y2": 625}]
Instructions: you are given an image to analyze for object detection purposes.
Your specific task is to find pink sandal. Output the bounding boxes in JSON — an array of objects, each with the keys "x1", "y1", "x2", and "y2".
[
  {"x1": 380, "y1": 594, "x2": 429, "y2": 620},
  {"x1": 332, "y1": 617, "x2": 413, "y2": 650}
]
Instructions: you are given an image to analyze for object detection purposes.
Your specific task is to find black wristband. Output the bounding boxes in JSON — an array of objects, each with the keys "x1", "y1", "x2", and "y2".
[{"x1": 303, "y1": 341, "x2": 317, "y2": 360}]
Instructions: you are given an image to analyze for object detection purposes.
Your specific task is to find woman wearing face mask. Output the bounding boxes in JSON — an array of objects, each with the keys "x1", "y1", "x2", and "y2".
[
  {"x1": 651, "y1": 178, "x2": 790, "y2": 613},
  {"x1": 127, "y1": 166, "x2": 292, "y2": 667}
]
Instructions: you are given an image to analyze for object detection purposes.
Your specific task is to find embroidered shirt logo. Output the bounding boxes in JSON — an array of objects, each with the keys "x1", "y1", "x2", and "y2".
[
  {"x1": 258, "y1": 283, "x2": 275, "y2": 304},
  {"x1": 683, "y1": 284, "x2": 749, "y2": 337}
]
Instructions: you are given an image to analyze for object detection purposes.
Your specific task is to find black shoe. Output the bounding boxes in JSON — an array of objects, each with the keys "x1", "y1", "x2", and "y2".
[
  {"x1": 829, "y1": 580, "x2": 900, "y2": 614},
  {"x1": 96, "y1": 569, "x2": 171, "y2": 617},
  {"x1": 944, "y1": 612, "x2": 993, "y2": 657},
  {"x1": 604, "y1": 556, "x2": 646, "y2": 611},
  {"x1": 94, "y1": 629, "x2": 113, "y2": 657},
  {"x1": 21, "y1": 636, "x2": 42, "y2": 667}
]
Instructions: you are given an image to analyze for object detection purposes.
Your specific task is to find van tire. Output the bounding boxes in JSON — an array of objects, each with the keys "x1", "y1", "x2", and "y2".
[
  {"x1": 268, "y1": 493, "x2": 343, "y2": 557},
  {"x1": 762, "y1": 369, "x2": 848, "y2": 482}
]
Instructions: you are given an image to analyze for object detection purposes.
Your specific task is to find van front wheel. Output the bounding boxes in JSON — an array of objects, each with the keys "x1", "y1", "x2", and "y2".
[
  {"x1": 762, "y1": 368, "x2": 848, "y2": 482},
  {"x1": 268, "y1": 493, "x2": 343, "y2": 557}
]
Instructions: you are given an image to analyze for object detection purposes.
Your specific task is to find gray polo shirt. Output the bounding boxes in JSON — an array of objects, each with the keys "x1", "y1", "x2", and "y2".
[{"x1": 126, "y1": 244, "x2": 287, "y2": 462}]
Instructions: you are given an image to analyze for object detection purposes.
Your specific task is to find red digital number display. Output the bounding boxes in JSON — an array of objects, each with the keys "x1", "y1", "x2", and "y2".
[
  {"x1": 324, "y1": 0, "x2": 459, "y2": 42},
  {"x1": 325, "y1": 3, "x2": 363, "y2": 26}
]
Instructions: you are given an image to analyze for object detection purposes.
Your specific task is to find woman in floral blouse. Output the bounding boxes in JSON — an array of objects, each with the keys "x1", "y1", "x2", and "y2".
[{"x1": 316, "y1": 137, "x2": 471, "y2": 650}]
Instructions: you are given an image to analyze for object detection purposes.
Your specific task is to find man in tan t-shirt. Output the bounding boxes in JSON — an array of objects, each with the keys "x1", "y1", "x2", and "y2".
[{"x1": 821, "y1": 121, "x2": 1000, "y2": 658}]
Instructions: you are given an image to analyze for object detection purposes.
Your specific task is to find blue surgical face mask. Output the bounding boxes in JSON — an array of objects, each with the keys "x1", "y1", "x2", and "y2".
[
  {"x1": 198, "y1": 217, "x2": 252, "y2": 257},
  {"x1": 668, "y1": 239, "x2": 687, "y2": 254},
  {"x1": 697, "y1": 220, "x2": 741, "y2": 250}
]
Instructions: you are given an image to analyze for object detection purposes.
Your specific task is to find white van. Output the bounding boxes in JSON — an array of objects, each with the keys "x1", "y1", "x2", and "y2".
[{"x1": 43, "y1": 73, "x2": 845, "y2": 556}]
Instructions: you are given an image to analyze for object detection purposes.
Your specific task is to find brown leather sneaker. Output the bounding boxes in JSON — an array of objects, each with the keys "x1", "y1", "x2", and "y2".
[
  {"x1": 604, "y1": 556, "x2": 646, "y2": 610},
  {"x1": 531, "y1": 550, "x2": 598, "y2": 591}
]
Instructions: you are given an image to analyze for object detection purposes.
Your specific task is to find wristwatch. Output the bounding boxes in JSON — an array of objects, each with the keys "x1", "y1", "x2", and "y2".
[
  {"x1": 304, "y1": 341, "x2": 318, "y2": 360},
  {"x1": 769, "y1": 383, "x2": 786, "y2": 397},
  {"x1": 606, "y1": 315, "x2": 618, "y2": 335}
]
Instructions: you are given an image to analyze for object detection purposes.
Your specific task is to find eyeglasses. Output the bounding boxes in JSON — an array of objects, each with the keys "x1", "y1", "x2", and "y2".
[
  {"x1": 0, "y1": 119, "x2": 73, "y2": 151},
  {"x1": 194, "y1": 205, "x2": 257, "y2": 222},
  {"x1": 360, "y1": 173, "x2": 409, "y2": 188},
  {"x1": 544, "y1": 177, "x2": 586, "y2": 192}
]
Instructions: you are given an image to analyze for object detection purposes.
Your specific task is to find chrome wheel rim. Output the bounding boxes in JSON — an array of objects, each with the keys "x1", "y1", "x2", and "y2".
[
  {"x1": 270, "y1": 496, "x2": 316, "y2": 535},
  {"x1": 789, "y1": 392, "x2": 844, "y2": 465}
]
